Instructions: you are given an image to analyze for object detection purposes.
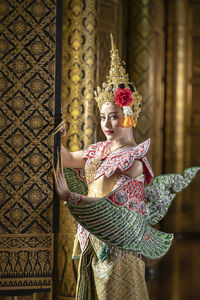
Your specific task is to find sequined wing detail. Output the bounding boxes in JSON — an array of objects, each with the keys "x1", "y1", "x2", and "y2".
[
  {"x1": 145, "y1": 167, "x2": 200, "y2": 225},
  {"x1": 108, "y1": 179, "x2": 147, "y2": 215},
  {"x1": 63, "y1": 167, "x2": 88, "y2": 196},
  {"x1": 67, "y1": 192, "x2": 173, "y2": 260}
]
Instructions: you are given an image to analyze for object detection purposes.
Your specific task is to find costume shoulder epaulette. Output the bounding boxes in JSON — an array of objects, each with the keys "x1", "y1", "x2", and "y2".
[
  {"x1": 94, "y1": 138, "x2": 152, "y2": 180},
  {"x1": 83, "y1": 141, "x2": 107, "y2": 159}
]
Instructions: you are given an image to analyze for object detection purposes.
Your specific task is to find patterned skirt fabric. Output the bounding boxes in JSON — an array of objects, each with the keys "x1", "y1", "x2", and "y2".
[{"x1": 75, "y1": 235, "x2": 149, "y2": 300}]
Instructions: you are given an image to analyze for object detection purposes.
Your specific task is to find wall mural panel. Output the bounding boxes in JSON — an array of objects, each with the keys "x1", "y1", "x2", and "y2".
[{"x1": 0, "y1": 0, "x2": 56, "y2": 292}]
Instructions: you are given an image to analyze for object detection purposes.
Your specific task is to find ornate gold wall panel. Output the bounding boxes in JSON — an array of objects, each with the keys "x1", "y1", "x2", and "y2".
[
  {"x1": 0, "y1": 0, "x2": 56, "y2": 294},
  {"x1": 127, "y1": 0, "x2": 165, "y2": 175},
  {"x1": 54, "y1": 1, "x2": 96, "y2": 299}
]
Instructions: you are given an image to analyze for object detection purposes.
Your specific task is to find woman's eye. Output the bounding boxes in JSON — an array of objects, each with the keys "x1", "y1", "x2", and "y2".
[
  {"x1": 100, "y1": 116, "x2": 105, "y2": 120},
  {"x1": 110, "y1": 115, "x2": 117, "y2": 119}
]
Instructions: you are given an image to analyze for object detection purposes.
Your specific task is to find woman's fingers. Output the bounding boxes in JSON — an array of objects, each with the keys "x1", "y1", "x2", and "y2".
[
  {"x1": 60, "y1": 118, "x2": 66, "y2": 137},
  {"x1": 53, "y1": 165, "x2": 59, "y2": 188},
  {"x1": 59, "y1": 148, "x2": 62, "y2": 172},
  {"x1": 53, "y1": 120, "x2": 65, "y2": 136},
  {"x1": 53, "y1": 148, "x2": 69, "y2": 201},
  {"x1": 54, "y1": 121, "x2": 65, "y2": 134},
  {"x1": 55, "y1": 149, "x2": 66, "y2": 182},
  {"x1": 53, "y1": 165, "x2": 57, "y2": 179},
  {"x1": 56, "y1": 148, "x2": 60, "y2": 174},
  {"x1": 60, "y1": 149, "x2": 64, "y2": 176},
  {"x1": 51, "y1": 119, "x2": 65, "y2": 136},
  {"x1": 51, "y1": 103, "x2": 69, "y2": 137}
]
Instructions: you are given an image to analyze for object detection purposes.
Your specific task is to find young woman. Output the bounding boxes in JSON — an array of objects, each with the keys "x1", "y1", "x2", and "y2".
[{"x1": 54, "y1": 35, "x2": 199, "y2": 300}]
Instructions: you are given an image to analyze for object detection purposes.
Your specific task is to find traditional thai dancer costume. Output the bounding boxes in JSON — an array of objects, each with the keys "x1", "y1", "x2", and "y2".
[{"x1": 63, "y1": 34, "x2": 199, "y2": 300}]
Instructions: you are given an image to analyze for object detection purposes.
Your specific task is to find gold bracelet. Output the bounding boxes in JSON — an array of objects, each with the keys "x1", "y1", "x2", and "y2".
[{"x1": 67, "y1": 192, "x2": 82, "y2": 205}]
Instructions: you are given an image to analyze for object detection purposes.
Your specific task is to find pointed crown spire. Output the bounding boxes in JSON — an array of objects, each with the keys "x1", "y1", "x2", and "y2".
[
  {"x1": 94, "y1": 34, "x2": 142, "y2": 127},
  {"x1": 107, "y1": 33, "x2": 129, "y2": 86}
]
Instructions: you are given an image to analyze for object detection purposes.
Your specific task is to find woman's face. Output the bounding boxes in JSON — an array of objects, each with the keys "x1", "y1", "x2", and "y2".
[{"x1": 100, "y1": 102, "x2": 130, "y2": 142}]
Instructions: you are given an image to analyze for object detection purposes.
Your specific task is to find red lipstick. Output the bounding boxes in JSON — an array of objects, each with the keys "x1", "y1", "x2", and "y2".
[{"x1": 105, "y1": 130, "x2": 114, "y2": 135}]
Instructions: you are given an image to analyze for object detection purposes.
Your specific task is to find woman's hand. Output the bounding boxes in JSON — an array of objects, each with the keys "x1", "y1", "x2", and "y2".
[
  {"x1": 52, "y1": 117, "x2": 66, "y2": 137},
  {"x1": 60, "y1": 117, "x2": 66, "y2": 137},
  {"x1": 53, "y1": 149, "x2": 102, "y2": 206},
  {"x1": 54, "y1": 150, "x2": 69, "y2": 201}
]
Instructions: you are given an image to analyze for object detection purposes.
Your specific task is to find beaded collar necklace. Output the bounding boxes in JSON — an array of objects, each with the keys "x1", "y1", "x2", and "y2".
[{"x1": 85, "y1": 141, "x2": 136, "y2": 184}]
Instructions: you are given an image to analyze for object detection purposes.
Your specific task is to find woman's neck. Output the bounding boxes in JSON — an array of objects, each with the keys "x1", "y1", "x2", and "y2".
[{"x1": 112, "y1": 136, "x2": 136, "y2": 149}]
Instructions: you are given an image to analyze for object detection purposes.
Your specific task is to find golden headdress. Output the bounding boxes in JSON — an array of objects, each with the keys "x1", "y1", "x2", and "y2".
[{"x1": 95, "y1": 34, "x2": 142, "y2": 128}]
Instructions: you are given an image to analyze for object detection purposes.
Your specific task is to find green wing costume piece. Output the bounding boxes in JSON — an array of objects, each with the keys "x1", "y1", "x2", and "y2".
[
  {"x1": 63, "y1": 167, "x2": 199, "y2": 260},
  {"x1": 64, "y1": 168, "x2": 88, "y2": 195},
  {"x1": 145, "y1": 167, "x2": 200, "y2": 225}
]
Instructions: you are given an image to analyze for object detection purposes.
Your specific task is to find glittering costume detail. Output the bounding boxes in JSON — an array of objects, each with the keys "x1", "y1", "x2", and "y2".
[
  {"x1": 63, "y1": 144, "x2": 199, "y2": 300},
  {"x1": 68, "y1": 188, "x2": 173, "y2": 259},
  {"x1": 64, "y1": 166, "x2": 200, "y2": 260},
  {"x1": 64, "y1": 168, "x2": 87, "y2": 196},
  {"x1": 114, "y1": 173, "x2": 133, "y2": 186},
  {"x1": 77, "y1": 225, "x2": 90, "y2": 252},
  {"x1": 63, "y1": 168, "x2": 89, "y2": 252},
  {"x1": 84, "y1": 142, "x2": 111, "y2": 184},
  {"x1": 108, "y1": 179, "x2": 147, "y2": 215},
  {"x1": 145, "y1": 167, "x2": 200, "y2": 225},
  {"x1": 83, "y1": 138, "x2": 153, "y2": 184},
  {"x1": 64, "y1": 192, "x2": 82, "y2": 205}
]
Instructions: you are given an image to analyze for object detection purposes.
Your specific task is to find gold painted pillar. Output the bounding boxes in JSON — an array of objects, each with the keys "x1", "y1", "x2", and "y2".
[
  {"x1": 164, "y1": 0, "x2": 187, "y2": 232},
  {"x1": 54, "y1": 1, "x2": 97, "y2": 300},
  {"x1": 62, "y1": 0, "x2": 97, "y2": 150},
  {"x1": 127, "y1": 0, "x2": 165, "y2": 175},
  {"x1": 159, "y1": 2, "x2": 187, "y2": 300},
  {"x1": 126, "y1": 1, "x2": 165, "y2": 298}
]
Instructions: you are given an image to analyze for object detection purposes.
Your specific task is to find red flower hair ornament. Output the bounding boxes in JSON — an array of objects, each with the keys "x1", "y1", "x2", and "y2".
[
  {"x1": 114, "y1": 87, "x2": 136, "y2": 128},
  {"x1": 114, "y1": 87, "x2": 134, "y2": 107}
]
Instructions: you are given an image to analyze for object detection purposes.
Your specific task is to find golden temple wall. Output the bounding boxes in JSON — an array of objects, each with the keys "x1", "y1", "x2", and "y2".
[{"x1": 0, "y1": 0, "x2": 56, "y2": 296}]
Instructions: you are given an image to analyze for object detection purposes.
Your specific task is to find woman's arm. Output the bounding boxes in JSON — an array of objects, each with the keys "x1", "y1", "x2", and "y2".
[
  {"x1": 55, "y1": 155, "x2": 144, "y2": 206},
  {"x1": 58, "y1": 119, "x2": 85, "y2": 169},
  {"x1": 54, "y1": 157, "x2": 101, "y2": 205},
  {"x1": 61, "y1": 144, "x2": 85, "y2": 169},
  {"x1": 65, "y1": 160, "x2": 144, "y2": 205}
]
